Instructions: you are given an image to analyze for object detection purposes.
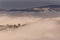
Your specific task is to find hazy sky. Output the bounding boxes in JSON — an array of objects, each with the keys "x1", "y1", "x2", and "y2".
[{"x1": 0, "y1": 0, "x2": 59, "y2": 2}]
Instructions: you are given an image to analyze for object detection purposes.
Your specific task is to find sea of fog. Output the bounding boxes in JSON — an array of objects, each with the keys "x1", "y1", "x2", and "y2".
[{"x1": 0, "y1": 10, "x2": 60, "y2": 40}]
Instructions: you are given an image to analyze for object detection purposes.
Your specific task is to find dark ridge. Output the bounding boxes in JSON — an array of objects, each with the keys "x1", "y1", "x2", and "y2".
[
  {"x1": 0, "y1": 24, "x2": 27, "y2": 31},
  {"x1": 35, "y1": 5, "x2": 60, "y2": 8},
  {"x1": 0, "y1": 9, "x2": 40, "y2": 12},
  {"x1": 6, "y1": 9, "x2": 40, "y2": 12}
]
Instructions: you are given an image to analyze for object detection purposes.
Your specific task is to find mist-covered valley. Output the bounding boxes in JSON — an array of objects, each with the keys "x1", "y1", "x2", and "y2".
[{"x1": 0, "y1": 9, "x2": 60, "y2": 40}]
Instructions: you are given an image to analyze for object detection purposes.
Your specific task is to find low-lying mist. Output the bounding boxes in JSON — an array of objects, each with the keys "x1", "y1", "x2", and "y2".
[{"x1": 0, "y1": 10, "x2": 60, "y2": 40}]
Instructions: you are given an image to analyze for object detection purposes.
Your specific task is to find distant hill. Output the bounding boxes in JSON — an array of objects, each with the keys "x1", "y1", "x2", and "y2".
[
  {"x1": 0, "y1": 5, "x2": 60, "y2": 12},
  {"x1": 35, "y1": 5, "x2": 60, "y2": 8}
]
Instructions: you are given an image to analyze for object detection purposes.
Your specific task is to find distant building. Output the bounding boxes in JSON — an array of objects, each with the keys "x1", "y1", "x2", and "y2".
[{"x1": 32, "y1": 8, "x2": 49, "y2": 11}]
